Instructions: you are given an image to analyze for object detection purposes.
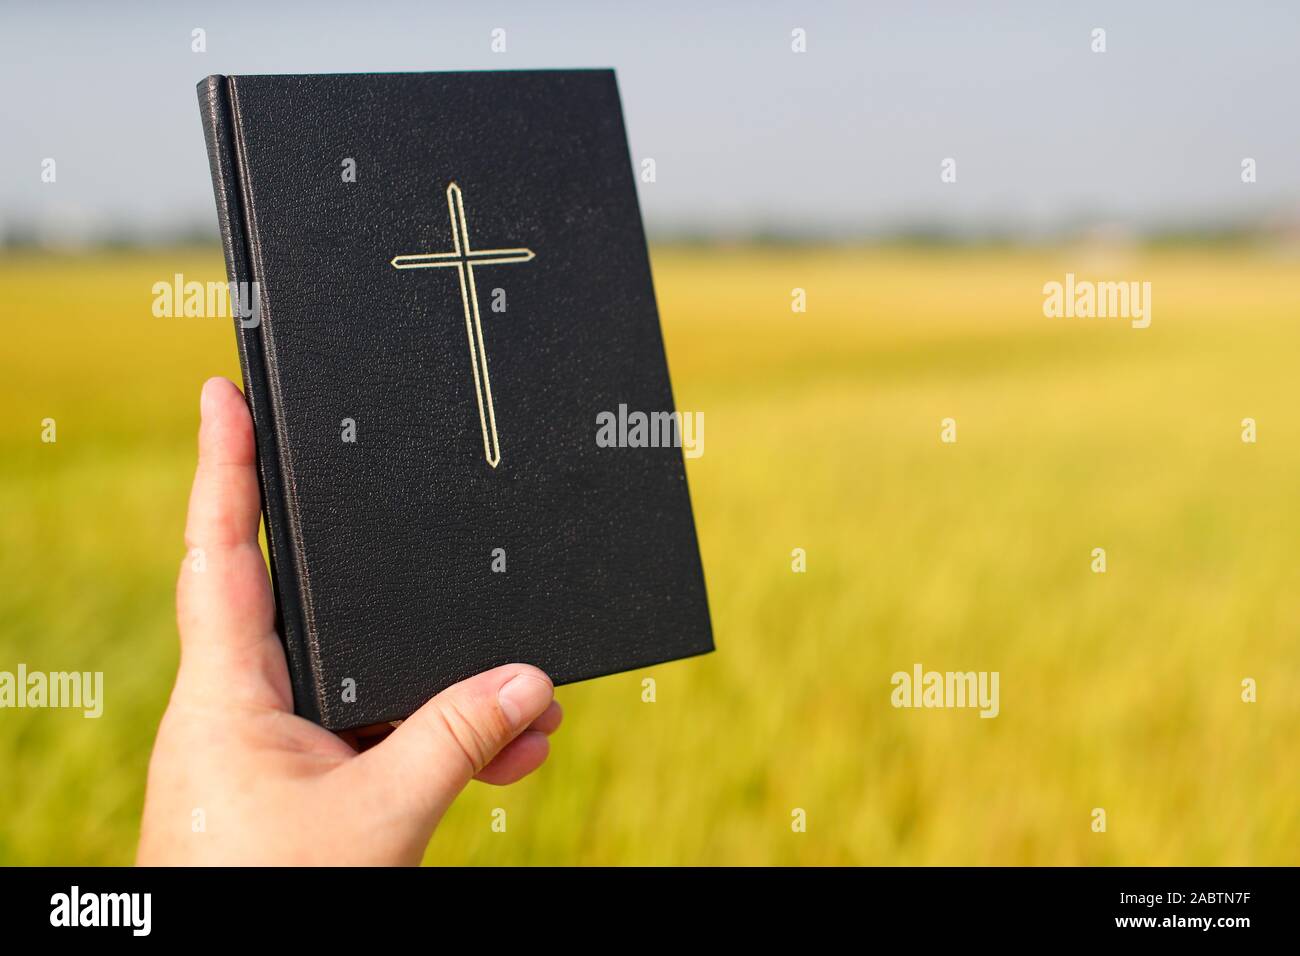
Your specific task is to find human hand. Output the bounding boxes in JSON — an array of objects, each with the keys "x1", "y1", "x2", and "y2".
[{"x1": 137, "y1": 377, "x2": 561, "y2": 865}]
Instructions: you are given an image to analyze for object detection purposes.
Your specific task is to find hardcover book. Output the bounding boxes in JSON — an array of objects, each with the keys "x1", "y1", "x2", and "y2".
[{"x1": 197, "y1": 70, "x2": 713, "y2": 730}]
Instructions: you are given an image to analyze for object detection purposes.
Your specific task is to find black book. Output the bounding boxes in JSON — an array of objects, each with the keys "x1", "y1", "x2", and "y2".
[{"x1": 197, "y1": 70, "x2": 713, "y2": 729}]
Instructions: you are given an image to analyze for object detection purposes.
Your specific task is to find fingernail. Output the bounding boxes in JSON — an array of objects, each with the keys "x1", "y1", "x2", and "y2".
[
  {"x1": 498, "y1": 673, "x2": 553, "y2": 730},
  {"x1": 199, "y1": 379, "x2": 216, "y2": 419}
]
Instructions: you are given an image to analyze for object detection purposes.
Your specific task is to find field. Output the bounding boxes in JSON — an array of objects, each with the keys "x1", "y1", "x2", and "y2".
[{"x1": 2, "y1": 244, "x2": 1298, "y2": 865}]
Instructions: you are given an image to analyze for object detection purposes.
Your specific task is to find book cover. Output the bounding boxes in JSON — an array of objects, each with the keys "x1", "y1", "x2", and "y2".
[{"x1": 197, "y1": 70, "x2": 713, "y2": 730}]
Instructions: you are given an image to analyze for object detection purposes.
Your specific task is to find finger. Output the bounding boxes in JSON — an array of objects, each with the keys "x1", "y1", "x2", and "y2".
[
  {"x1": 339, "y1": 700, "x2": 559, "y2": 755},
  {"x1": 175, "y1": 377, "x2": 285, "y2": 709},
  {"x1": 474, "y1": 731, "x2": 550, "y2": 786},
  {"x1": 349, "y1": 665, "x2": 554, "y2": 825},
  {"x1": 526, "y1": 699, "x2": 563, "y2": 736}
]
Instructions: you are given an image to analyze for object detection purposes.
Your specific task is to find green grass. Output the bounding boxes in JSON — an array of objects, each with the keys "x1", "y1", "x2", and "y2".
[{"x1": 2, "y1": 245, "x2": 1298, "y2": 864}]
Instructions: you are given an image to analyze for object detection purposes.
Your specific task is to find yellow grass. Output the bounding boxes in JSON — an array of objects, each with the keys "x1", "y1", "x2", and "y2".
[{"x1": 1, "y1": 245, "x2": 1298, "y2": 864}]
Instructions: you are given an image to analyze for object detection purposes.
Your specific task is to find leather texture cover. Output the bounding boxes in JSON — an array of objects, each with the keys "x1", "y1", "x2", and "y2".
[{"x1": 197, "y1": 71, "x2": 713, "y2": 730}]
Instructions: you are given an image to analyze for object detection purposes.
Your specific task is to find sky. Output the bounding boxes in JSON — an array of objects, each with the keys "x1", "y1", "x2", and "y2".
[{"x1": 2, "y1": 0, "x2": 1299, "y2": 241}]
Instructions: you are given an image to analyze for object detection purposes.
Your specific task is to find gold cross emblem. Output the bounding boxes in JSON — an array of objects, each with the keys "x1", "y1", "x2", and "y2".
[{"x1": 391, "y1": 182, "x2": 535, "y2": 468}]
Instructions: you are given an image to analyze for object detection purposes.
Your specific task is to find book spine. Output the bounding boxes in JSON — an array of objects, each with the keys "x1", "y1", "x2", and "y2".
[{"x1": 196, "y1": 76, "x2": 324, "y2": 725}]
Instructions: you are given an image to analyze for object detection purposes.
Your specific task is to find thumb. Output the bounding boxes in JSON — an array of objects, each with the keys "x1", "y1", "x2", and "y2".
[{"x1": 348, "y1": 665, "x2": 554, "y2": 825}]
